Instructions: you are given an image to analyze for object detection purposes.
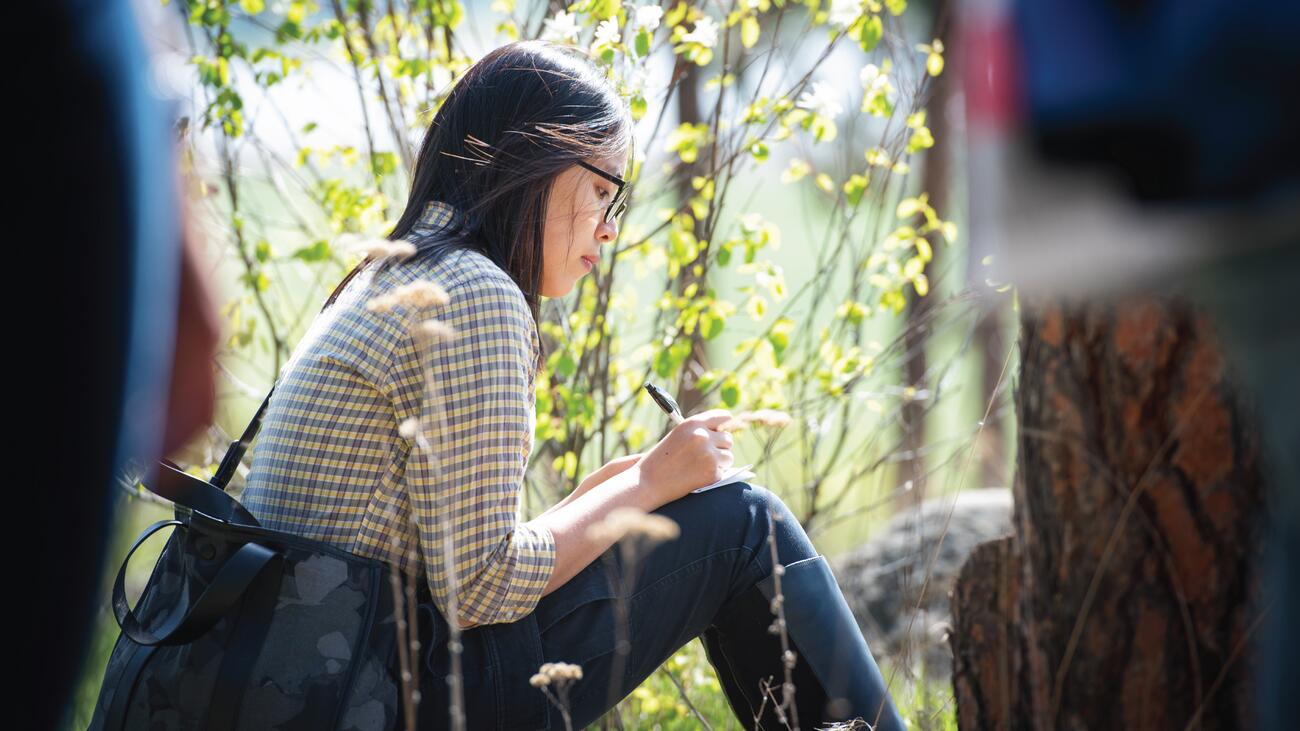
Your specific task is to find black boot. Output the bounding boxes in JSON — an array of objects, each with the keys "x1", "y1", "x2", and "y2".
[{"x1": 703, "y1": 555, "x2": 905, "y2": 730}]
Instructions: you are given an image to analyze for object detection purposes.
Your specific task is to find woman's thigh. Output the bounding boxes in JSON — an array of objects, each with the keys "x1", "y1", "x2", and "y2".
[{"x1": 527, "y1": 481, "x2": 818, "y2": 729}]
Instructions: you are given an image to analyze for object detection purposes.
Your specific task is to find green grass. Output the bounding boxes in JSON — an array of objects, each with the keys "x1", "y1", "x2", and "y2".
[{"x1": 586, "y1": 638, "x2": 956, "y2": 730}]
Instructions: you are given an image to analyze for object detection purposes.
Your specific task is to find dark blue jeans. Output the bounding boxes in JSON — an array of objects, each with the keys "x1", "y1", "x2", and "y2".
[{"x1": 413, "y1": 481, "x2": 864, "y2": 730}]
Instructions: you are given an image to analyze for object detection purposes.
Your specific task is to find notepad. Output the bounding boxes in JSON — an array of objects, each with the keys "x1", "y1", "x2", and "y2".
[{"x1": 691, "y1": 464, "x2": 757, "y2": 493}]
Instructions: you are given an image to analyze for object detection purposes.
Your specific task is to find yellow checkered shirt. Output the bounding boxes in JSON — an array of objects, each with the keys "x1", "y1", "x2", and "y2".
[{"x1": 242, "y1": 200, "x2": 555, "y2": 627}]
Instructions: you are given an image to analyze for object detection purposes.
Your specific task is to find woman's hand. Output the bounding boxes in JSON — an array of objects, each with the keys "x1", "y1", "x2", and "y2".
[{"x1": 636, "y1": 409, "x2": 736, "y2": 504}]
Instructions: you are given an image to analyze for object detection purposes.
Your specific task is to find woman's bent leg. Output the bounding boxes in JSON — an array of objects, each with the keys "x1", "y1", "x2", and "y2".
[
  {"x1": 528, "y1": 481, "x2": 899, "y2": 730},
  {"x1": 702, "y1": 554, "x2": 906, "y2": 730},
  {"x1": 532, "y1": 482, "x2": 801, "y2": 728}
]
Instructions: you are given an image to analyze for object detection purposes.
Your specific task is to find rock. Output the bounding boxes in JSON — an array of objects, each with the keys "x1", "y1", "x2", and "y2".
[{"x1": 831, "y1": 489, "x2": 1012, "y2": 677}]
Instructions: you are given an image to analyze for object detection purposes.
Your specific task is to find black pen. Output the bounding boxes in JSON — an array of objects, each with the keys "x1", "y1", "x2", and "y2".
[{"x1": 643, "y1": 382, "x2": 685, "y2": 426}]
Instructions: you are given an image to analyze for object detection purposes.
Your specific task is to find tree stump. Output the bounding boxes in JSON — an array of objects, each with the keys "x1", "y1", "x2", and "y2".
[{"x1": 949, "y1": 298, "x2": 1267, "y2": 730}]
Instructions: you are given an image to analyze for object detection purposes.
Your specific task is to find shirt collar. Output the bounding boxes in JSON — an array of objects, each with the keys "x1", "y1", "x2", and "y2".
[{"x1": 411, "y1": 199, "x2": 464, "y2": 235}]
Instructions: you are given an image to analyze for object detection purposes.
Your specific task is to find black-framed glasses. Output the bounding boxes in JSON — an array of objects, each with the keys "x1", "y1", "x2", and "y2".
[{"x1": 576, "y1": 159, "x2": 630, "y2": 224}]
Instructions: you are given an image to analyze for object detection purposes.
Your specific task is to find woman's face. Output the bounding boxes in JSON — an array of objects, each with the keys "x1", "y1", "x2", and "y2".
[{"x1": 540, "y1": 156, "x2": 624, "y2": 298}]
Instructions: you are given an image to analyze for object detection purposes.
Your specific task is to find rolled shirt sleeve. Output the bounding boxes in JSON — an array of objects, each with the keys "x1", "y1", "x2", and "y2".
[{"x1": 384, "y1": 263, "x2": 555, "y2": 627}]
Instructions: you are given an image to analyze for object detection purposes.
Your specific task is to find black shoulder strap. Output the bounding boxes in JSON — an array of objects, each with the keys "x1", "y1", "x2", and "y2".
[{"x1": 208, "y1": 256, "x2": 376, "y2": 491}]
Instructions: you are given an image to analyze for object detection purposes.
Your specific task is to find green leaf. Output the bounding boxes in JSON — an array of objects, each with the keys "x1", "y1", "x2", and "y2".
[
  {"x1": 241, "y1": 271, "x2": 270, "y2": 293},
  {"x1": 240, "y1": 0, "x2": 265, "y2": 13},
  {"x1": 636, "y1": 28, "x2": 652, "y2": 57},
  {"x1": 720, "y1": 376, "x2": 740, "y2": 408},
  {"x1": 653, "y1": 347, "x2": 675, "y2": 379},
  {"x1": 843, "y1": 173, "x2": 869, "y2": 206},
  {"x1": 927, "y1": 51, "x2": 944, "y2": 77},
  {"x1": 741, "y1": 16, "x2": 760, "y2": 48},
  {"x1": 703, "y1": 312, "x2": 725, "y2": 340},
  {"x1": 906, "y1": 126, "x2": 934, "y2": 153},
  {"x1": 768, "y1": 317, "x2": 794, "y2": 360},
  {"x1": 858, "y1": 15, "x2": 882, "y2": 52},
  {"x1": 560, "y1": 451, "x2": 578, "y2": 479},
  {"x1": 896, "y1": 197, "x2": 922, "y2": 219},
  {"x1": 291, "y1": 240, "x2": 331, "y2": 262},
  {"x1": 836, "y1": 299, "x2": 869, "y2": 325},
  {"x1": 665, "y1": 0, "x2": 688, "y2": 28},
  {"x1": 556, "y1": 351, "x2": 577, "y2": 378}
]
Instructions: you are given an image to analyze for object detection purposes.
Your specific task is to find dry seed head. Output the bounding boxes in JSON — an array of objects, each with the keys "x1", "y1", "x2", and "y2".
[
  {"x1": 366, "y1": 280, "x2": 450, "y2": 313},
  {"x1": 417, "y1": 319, "x2": 458, "y2": 342},
  {"x1": 398, "y1": 417, "x2": 421, "y2": 439},
  {"x1": 718, "y1": 417, "x2": 747, "y2": 432},
  {"x1": 741, "y1": 409, "x2": 793, "y2": 428},
  {"x1": 339, "y1": 234, "x2": 417, "y2": 262},
  {"x1": 535, "y1": 661, "x2": 584, "y2": 685},
  {"x1": 586, "y1": 506, "x2": 681, "y2": 544}
]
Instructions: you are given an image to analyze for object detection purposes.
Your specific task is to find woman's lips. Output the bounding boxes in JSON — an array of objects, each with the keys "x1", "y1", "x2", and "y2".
[{"x1": 581, "y1": 256, "x2": 596, "y2": 271}]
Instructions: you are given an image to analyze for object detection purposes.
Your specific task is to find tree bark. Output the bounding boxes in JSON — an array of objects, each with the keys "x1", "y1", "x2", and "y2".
[
  {"x1": 899, "y1": 0, "x2": 952, "y2": 510},
  {"x1": 672, "y1": 58, "x2": 712, "y2": 418},
  {"x1": 949, "y1": 297, "x2": 1266, "y2": 730}
]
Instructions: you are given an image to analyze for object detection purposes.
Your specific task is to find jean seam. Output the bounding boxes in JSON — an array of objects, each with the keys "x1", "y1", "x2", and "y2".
[
  {"x1": 714, "y1": 633, "x2": 763, "y2": 727},
  {"x1": 481, "y1": 628, "x2": 504, "y2": 731}
]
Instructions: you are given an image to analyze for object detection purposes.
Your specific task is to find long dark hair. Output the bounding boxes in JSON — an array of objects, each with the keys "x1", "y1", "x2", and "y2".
[{"x1": 371, "y1": 40, "x2": 633, "y2": 358}]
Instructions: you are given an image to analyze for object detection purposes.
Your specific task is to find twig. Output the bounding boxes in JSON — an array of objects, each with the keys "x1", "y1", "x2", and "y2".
[
  {"x1": 765, "y1": 509, "x2": 800, "y2": 731},
  {"x1": 659, "y1": 665, "x2": 715, "y2": 731}
]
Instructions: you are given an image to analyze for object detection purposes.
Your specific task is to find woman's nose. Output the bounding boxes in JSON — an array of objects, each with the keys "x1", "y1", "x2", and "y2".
[{"x1": 597, "y1": 218, "x2": 618, "y2": 242}]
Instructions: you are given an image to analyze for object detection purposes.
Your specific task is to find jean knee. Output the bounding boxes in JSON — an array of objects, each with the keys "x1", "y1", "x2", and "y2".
[{"x1": 729, "y1": 483, "x2": 817, "y2": 569}]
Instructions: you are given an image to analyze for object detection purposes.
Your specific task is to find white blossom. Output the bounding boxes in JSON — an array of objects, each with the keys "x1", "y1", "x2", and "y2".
[
  {"x1": 626, "y1": 64, "x2": 651, "y2": 95},
  {"x1": 828, "y1": 0, "x2": 861, "y2": 28},
  {"x1": 859, "y1": 62, "x2": 897, "y2": 115},
  {"x1": 542, "y1": 9, "x2": 581, "y2": 43},
  {"x1": 680, "y1": 16, "x2": 718, "y2": 48},
  {"x1": 633, "y1": 3, "x2": 663, "y2": 31},
  {"x1": 593, "y1": 17, "x2": 621, "y2": 47},
  {"x1": 860, "y1": 63, "x2": 892, "y2": 94},
  {"x1": 795, "y1": 81, "x2": 843, "y2": 120}
]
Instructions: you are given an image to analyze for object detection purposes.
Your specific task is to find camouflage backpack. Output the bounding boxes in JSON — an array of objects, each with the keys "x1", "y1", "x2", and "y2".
[{"x1": 88, "y1": 390, "x2": 406, "y2": 731}]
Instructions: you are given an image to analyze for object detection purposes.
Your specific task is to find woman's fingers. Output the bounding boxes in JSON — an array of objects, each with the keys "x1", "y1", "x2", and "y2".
[{"x1": 685, "y1": 409, "x2": 737, "y2": 430}]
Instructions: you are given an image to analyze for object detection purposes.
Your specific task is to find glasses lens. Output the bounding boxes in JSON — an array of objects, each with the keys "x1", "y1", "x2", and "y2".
[{"x1": 608, "y1": 188, "x2": 629, "y2": 223}]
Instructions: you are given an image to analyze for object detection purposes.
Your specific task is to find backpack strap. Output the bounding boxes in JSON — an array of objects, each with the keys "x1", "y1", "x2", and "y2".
[{"x1": 209, "y1": 255, "x2": 378, "y2": 491}]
